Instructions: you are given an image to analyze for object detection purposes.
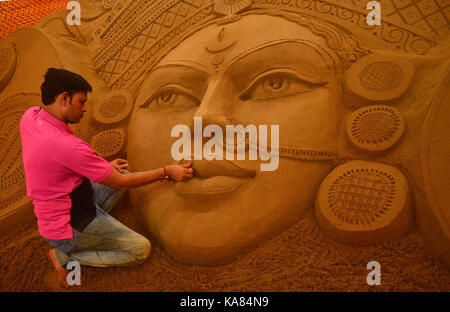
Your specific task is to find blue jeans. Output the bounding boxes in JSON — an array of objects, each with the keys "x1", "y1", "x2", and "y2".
[{"x1": 44, "y1": 181, "x2": 151, "y2": 268}]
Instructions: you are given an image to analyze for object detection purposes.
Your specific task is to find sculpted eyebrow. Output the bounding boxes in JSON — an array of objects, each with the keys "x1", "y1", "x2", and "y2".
[
  {"x1": 224, "y1": 42, "x2": 331, "y2": 92},
  {"x1": 140, "y1": 64, "x2": 209, "y2": 99}
]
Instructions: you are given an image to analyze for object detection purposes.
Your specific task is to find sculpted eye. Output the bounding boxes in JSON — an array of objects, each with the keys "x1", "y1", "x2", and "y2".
[
  {"x1": 262, "y1": 75, "x2": 291, "y2": 95},
  {"x1": 156, "y1": 91, "x2": 177, "y2": 108},
  {"x1": 140, "y1": 85, "x2": 200, "y2": 111},
  {"x1": 240, "y1": 69, "x2": 327, "y2": 101}
]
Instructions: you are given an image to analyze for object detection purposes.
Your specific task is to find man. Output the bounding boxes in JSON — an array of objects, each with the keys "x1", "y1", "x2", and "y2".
[{"x1": 20, "y1": 68, "x2": 193, "y2": 289}]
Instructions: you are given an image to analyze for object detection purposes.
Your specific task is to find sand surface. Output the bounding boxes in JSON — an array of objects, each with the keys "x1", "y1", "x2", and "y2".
[{"x1": 1, "y1": 198, "x2": 449, "y2": 292}]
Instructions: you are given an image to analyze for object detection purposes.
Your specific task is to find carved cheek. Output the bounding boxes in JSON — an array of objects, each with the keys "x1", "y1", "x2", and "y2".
[
  {"x1": 127, "y1": 112, "x2": 172, "y2": 171},
  {"x1": 128, "y1": 108, "x2": 197, "y2": 170}
]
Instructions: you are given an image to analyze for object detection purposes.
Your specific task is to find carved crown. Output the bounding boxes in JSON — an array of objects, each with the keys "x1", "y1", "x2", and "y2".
[{"x1": 87, "y1": 0, "x2": 449, "y2": 89}]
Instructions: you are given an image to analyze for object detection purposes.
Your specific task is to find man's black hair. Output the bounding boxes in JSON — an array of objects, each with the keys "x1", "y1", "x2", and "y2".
[{"x1": 40, "y1": 68, "x2": 92, "y2": 105}]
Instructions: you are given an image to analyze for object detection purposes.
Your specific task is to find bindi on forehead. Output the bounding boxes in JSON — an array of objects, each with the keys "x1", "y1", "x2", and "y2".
[{"x1": 205, "y1": 27, "x2": 237, "y2": 67}]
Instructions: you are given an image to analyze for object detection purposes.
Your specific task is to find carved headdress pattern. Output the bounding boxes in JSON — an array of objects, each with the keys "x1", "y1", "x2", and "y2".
[
  {"x1": 89, "y1": 0, "x2": 449, "y2": 89},
  {"x1": 213, "y1": 0, "x2": 253, "y2": 15}
]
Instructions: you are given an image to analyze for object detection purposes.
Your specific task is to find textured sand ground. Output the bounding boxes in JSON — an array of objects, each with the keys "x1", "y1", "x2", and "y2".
[{"x1": 1, "y1": 198, "x2": 449, "y2": 292}]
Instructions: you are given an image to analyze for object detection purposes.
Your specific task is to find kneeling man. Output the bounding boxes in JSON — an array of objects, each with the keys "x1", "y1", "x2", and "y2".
[{"x1": 20, "y1": 68, "x2": 193, "y2": 288}]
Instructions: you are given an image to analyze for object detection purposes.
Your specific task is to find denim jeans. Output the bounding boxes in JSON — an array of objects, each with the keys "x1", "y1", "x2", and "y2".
[{"x1": 44, "y1": 181, "x2": 151, "y2": 268}]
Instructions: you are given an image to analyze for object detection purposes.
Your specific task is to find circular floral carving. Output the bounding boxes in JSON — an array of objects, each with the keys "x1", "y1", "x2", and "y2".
[
  {"x1": 91, "y1": 129, "x2": 125, "y2": 157},
  {"x1": 315, "y1": 160, "x2": 411, "y2": 245},
  {"x1": 344, "y1": 54, "x2": 414, "y2": 101},
  {"x1": 346, "y1": 105, "x2": 404, "y2": 152},
  {"x1": 359, "y1": 62, "x2": 403, "y2": 92},
  {"x1": 328, "y1": 170, "x2": 395, "y2": 226}
]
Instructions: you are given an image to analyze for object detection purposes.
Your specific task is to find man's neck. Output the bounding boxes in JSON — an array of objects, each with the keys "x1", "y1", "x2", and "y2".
[{"x1": 43, "y1": 105, "x2": 67, "y2": 124}]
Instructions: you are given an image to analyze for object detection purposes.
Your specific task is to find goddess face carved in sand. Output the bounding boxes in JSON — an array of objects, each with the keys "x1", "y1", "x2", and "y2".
[
  {"x1": 2, "y1": 0, "x2": 448, "y2": 271},
  {"x1": 127, "y1": 14, "x2": 343, "y2": 265}
]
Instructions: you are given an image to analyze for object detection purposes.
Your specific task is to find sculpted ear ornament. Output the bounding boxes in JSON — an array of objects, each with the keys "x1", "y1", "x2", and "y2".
[
  {"x1": 89, "y1": 88, "x2": 133, "y2": 160},
  {"x1": 320, "y1": 56, "x2": 412, "y2": 246},
  {"x1": 90, "y1": 128, "x2": 125, "y2": 158},
  {"x1": 338, "y1": 53, "x2": 412, "y2": 155},
  {"x1": 345, "y1": 105, "x2": 405, "y2": 153},
  {"x1": 92, "y1": 89, "x2": 133, "y2": 124},
  {"x1": 315, "y1": 160, "x2": 412, "y2": 246},
  {"x1": 344, "y1": 53, "x2": 415, "y2": 102}
]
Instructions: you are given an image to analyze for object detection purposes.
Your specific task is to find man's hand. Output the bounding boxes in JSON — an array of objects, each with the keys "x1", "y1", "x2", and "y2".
[
  {"x1": 166, "y1": 161, "x2": 194, "y2": 182},
  {"x1": 110, "y1": 158, "x2": 129, "y2": 173}
]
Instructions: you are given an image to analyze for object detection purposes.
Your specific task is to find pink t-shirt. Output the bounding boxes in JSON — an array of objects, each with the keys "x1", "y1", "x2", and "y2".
[{"x1": 20, "y1": 106, "x2": 114, "y2": 239}]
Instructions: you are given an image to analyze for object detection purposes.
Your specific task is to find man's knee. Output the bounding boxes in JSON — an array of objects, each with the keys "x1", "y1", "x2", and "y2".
[{"x1": 133, "y1": 236, "x2": 151, "y2": 263}]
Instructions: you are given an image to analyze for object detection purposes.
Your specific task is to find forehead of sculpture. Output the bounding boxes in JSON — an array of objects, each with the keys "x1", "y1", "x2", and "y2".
[{"x1": 158, "y1": 14, "x2": 337, "y2": 75}]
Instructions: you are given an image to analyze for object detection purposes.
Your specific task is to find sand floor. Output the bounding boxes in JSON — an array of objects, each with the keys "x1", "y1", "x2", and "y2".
[{"x1": 1, "y1": 198, "x2": 449, "y2": 292}]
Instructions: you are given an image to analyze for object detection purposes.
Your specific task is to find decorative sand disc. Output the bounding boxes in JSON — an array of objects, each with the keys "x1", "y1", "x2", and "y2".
[
  {"x1": 346, "y1": 105, "x2": 405, "y2": 152},
  {"x1": 315, "y1": 160, "x2": 412, "y2": 245},
  {"x1": 344, "y1": 54, "x2": 414, "y2": 101},
  {"x1": 91, "y1": 129, "x2": 125, "y2": 157},
  {"x1": 0, "y1": 46, "x2": 17, "y2": 92},
  {"x1": 92, "y1": 90, "x2": 133, "y2": 124},
  {"x1": 0, "y1": 93, "x2": 41, "y2": 214}
]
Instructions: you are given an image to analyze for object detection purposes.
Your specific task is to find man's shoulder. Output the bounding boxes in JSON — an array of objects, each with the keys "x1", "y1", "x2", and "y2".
[
  {"x1": 46, "y1": 133, "x2": 86, "y2": 150},
  {"x1": 24, "y1": 106, "x2": 41, "y2": 115},
  {"x1": 20, "y1": 106, "x2": 41, "y2": 126}
]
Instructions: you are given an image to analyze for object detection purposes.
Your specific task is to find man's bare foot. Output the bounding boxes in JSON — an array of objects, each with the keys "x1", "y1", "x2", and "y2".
[
  {"x1": 43, "y1": 271, "x2": 71, "y2": 292},
  {"x1": 48, "y1": 248, "x2": 70, "y2": 289}
]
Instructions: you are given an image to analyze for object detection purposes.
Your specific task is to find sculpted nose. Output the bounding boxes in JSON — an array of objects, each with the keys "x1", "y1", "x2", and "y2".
[
  {"x1": 198, "y1": 114, "x2": 237, "y2": 127},
  {"x1": 191, "y1": 79, "x2": 234, "y2": 131},
  {"x1": 189, "y1": 114, "x2": 240, "y2": 135}
]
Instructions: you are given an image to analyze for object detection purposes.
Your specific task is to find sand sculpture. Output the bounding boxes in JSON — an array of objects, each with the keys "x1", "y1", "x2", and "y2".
[{"x1": 0, "y1": 0, "x2": 449, "y2": 267}]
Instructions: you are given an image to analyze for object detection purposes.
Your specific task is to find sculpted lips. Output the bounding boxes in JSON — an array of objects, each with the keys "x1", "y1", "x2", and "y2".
[
  {"x1": 174, "y1": 160, "x2": 255, "y2": 195},
  {"x1": 190, "y1": 159, "x2": 255, "y2": 178}
]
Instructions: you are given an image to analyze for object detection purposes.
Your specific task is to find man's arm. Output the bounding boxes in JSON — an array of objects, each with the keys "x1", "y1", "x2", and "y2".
[{"x1": 100, "y1": 161, "x2": 193, "y2": 191}]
